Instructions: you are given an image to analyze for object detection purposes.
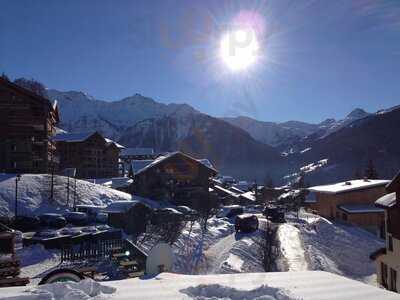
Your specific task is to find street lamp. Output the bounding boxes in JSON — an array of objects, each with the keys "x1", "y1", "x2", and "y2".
[{"x1": 15, "y1": 174, "x2": 21, "y2": 218}]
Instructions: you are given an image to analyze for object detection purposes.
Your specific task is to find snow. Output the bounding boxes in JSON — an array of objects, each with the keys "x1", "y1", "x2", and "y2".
[
  {"x1": 285, "y1": 212, "x2": 385, "y2": 284},
  {"x1": 53, "y1": 132, "x2": 95, "y2": 142},
  {"x1": 3, "y1": 271, "x2": 399, "y2": 299},
  {"x1": 338, "y1": 204, "x2": 384, "y2": 214},
  {"x1": 17, "y1": 245, "x2": 60, "y2": 285},
  {"x1": 375, "y1": 192, "x2": 397, "y2": 208},
  {"x1": 308, "y1": 179, "x2": 390, "y2": 194},
  {"x1": 181, "y1": 283, "x2": 295, "y2": 300},
  {"x1": 92, "y1": 177, "x2": 133, "y2": 189},
  {"x1": 2, "y1": 278, "x2": 115, "y2": 299},
  {"x1": 300, "y1": 147, "x2": 311, "y2": 154},
  {"x1": 0, "y1": 174, "x2": 132, "y2": 217},
  {"x1": 277, "y1": 224, "x2": 309, "y2": 272}
]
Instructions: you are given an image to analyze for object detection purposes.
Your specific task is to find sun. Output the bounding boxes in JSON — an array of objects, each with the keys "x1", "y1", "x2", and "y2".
[{"x1": 220, "y1": 28, "x2": 259, "y2": 71}]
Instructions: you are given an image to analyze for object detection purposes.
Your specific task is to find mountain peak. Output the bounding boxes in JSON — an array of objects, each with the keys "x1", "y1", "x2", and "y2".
[{"x1": 346, "y1": 108, "x2": 369, "y2": 119}]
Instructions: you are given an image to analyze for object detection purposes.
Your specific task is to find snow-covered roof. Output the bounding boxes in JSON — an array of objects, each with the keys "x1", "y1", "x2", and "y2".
[
  {"x1": 104, "y1": 138, "x2": 125, "y2": 149},
  {"x1": 338, "y1": 204, "x2": 384, "y2": 214},
  {"x1": 134, "y1": 152, "x2": 217, "y2": 176},
  {"x1": 130, "y1": 159, "x2": 155, "y2": 174},
  {"x1": 308, "y1": 179, "x2": 390, "y2": 194},
  {"x1": 53, "y1": 132, "x2": 95, "y2": 142},
  {"x1": 375, "y1": 192, "x2": 397, "y2": 208},
  {"x1": 4, "y1": 271, "x2": 396, "y2": 299},
  {"x1": 239, "y1": 191, "x2": 256, "y2": 202},
  {"x1": 197, "y1": 159, "x2": 215, "y2": 170},
  {"x1": 121, "y1": 147, "x2": 154, "y2": 156},
  {"x1": 214, "y1": 185, "x2": 240, "y2": 198},
  {"x1": 94, "y1": 177, "x2": 133, "y2": 189},
  {"x1": 103, "y1": 201, "x2": 139, "y2": 213}
]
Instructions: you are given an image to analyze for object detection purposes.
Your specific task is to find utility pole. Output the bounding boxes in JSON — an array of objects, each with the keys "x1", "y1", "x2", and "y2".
[
  {"x1": 66, "y1": 175, "x2": 70, "y2": 207},
  {"x1": 15, "y1": 175, "x2": 21, "y2": 217}
]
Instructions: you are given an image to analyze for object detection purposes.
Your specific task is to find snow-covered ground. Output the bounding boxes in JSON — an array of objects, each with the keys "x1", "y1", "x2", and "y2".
[
  {"x1": 3, "y1": 271, "x2": 400, "y2": 300},
  {"x1": 277, "y1": 211, "x2": 384, "y2": 286},
  {"x1": 17, "y1": 245, "x2": 60, "y2": 285},
  {"x1": 277, "y1": 224, "x2": 309, "y2": 272},
  {"x1": 0, "y1": 174, "x2": 132, "y2": 216}
]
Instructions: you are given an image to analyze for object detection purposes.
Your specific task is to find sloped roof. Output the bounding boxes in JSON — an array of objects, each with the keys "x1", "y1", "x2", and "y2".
[
  {"x1": 197, "y1": 159, "x2": 215, "y2": 170},
  {"x1": 53, "y1": 132, "x2": 96, "y2": 142},
  {"x1": 134, "y1": 152, "x2": 217, "y2": 176},
  {"x1": 130, "y1": 159, "x2": 155, "y2": 175},
  {"x1": 308, "y1": 179, "x2": 390, "y2": 195},
  {"x1": 386, "y1": 171, "x2": 400, "y2": 193},
  {"x1": 338, "y1": 204, "x2": 384, "y2": 214},
  {"x1": 104, "y1": 138, "x2": 125, "y2": 149},
  {"x1": 375, "y1": 192, "x2": 397, "y2": 209},
  {"x1": 103, "y1": 201, "x2": 139, "y2": 213}
]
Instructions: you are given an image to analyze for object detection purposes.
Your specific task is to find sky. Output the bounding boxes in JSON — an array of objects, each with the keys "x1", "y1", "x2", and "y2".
[{"x1": 1, "y1": 0, "x2": 400, "y2": 123}]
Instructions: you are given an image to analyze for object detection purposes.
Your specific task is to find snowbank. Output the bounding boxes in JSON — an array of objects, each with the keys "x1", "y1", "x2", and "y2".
[
  {"x1": 290, "y1": 212, "x2": 384, "y2": 284},
  {"x1": 2, "y1": 278, "x2": 115, "y2": 300},
  {"x1": 181, "y1": 283, "x2": 295, "y2": 300},
  {"x1": 0, "y1": 174, "x2": 132, "y2": 216}
]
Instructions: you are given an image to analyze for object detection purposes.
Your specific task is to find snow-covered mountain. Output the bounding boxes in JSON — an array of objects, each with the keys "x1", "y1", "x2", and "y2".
[
  {"x1": 223, "y1": 108, "x2": 370, "y2": 148},
  {"x1": 47, "y1": 90, "x2": 199, "y2": 141},
  {"x1": 47, "y1": 89, "x2": 283, "y2": 181}
]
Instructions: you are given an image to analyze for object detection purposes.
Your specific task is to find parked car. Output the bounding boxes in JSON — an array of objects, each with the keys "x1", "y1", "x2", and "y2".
[
  {"x1": 81, "y1": 226, "x2": 98, "y2": 233},
  {"x1": 60, "y1": 227, "x2": 82, "y2": 237},
  {"x1": 39, "y1": 213, "x2": 67, "y2": 228},
  {"x1": 64, "y1": 212, "x2": 88, "y2": 226},
  {"x1": 235, "y1": 215, "x2": 259, "y2": 233},
  {"x1": 217, "y1": 205, "x2": 244, "y2": 218},
  {"x1": 95, "y1": 213, "x2": 108, "y2": 224},
  {"x1": 11, "y1": 216, "x2": 41, "y2": 232},
  {"x1": 32, "y1": 230, "x2": 60, "y2": 240},
  {"x1": 263, "y1": 206, "x2": 285, "y2": 223}
]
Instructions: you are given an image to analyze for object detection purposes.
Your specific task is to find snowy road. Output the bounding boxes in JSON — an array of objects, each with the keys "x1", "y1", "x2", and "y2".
[{"x1": 277, "y1": 224, "x2": 309, "y2": 271}]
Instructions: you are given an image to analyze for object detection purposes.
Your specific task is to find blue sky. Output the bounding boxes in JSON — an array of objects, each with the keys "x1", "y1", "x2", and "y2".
[{"x1": 1, "y1": 0, "x2": 400, "y2": 123}]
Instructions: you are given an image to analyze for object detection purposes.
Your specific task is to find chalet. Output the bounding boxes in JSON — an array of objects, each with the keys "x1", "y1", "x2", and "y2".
[
  {"x1": 0, "y1": 77, "x2": 59, "y2": 173},
  {"x1": 371, "y1": 172, "x2": 400, "y2": 293},
  {"x1": 308, "y1": 179, "x2": 389, "y2": 235},
  {"x1": 54, "y1": 132, "x2": 122, "y2": 179},
  {"x1": 130, "y1": 152, "x2": 218, "y2": 207},
  {"x1": 104, "y1": 201, "x2": 152, "y2": 235},
  {"x1": 120, "y1": 148, "x2": 155, "y2": 175}
]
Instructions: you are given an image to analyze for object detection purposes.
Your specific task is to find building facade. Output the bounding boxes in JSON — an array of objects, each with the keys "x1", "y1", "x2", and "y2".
[
  {"x1": 372, "y1": 173, "x2": 400, "y2": 293},
  {"x1": 308, "y1": 179, "x2": 389, "y2": 235},
  {"x1": 0, "y1": 77, "x2": 59, "y2": 173},
  {"x1": 130, "y1": 152, "x2": 217, "y2": 207},
  {"x1": 54, "y1": 132, "x2": 121, "y2": 179}
]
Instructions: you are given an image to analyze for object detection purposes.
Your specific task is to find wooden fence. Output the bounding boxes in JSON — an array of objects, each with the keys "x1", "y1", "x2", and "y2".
[
  {"x1": 61, "y1": 239, "x2": 148, "y2": 265},
  {"x1": 61, "y1": 239, "x2": 124, "y2": 262}
]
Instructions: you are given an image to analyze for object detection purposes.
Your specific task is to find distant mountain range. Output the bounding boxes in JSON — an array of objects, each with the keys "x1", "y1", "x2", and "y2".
[{"x1": 46, "y1": 88, "x2": 400, "y2": 185}]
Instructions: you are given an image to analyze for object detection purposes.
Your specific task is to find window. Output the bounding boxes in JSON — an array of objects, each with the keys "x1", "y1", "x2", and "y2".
[
  {"x1": 342, "y1": 213, "x2": 348, "y2": 221},
  {"x1": 389, "y1": 235, "x2": 393, "y2": 252},
  {"x1": 381, "y1": 262, "x2": 388, "y2": 288},
  {"x1": 390, "y1": 268, "x2": 397, "y2": 292},
  {"x1": 11, "y1": 144, "x2": 17, "y2": 151}
]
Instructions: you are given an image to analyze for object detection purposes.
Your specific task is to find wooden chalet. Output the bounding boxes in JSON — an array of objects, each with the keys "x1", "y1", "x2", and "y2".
[
  {"x1": 372, "y1": 172, "x2": 400, "y2": 293},
  {"x1": 308, "y1": 179, "x2": 389, "y2": 235},
  {"x1": 104, "y1": 201, "x2": 152, "y2": 235},
  {"x1": 130, "y1": 152, "x2": 218, "y2": 207},
  {"x1": 54, "y1": 131, "x2": 121, "y2": 178},
  {"x1": 0, "y1": 77, "x2": 59, "y2": 173}
]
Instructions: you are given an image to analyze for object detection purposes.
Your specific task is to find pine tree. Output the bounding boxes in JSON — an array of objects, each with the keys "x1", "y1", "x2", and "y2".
[{"x1": 364, "y1": 160, "x2": 379, "y2": 179}]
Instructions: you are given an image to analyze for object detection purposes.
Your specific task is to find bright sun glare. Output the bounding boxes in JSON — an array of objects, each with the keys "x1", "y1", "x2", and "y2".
[{"x1": 220, "y1": 28, "x2": 259, "y2": 71}]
